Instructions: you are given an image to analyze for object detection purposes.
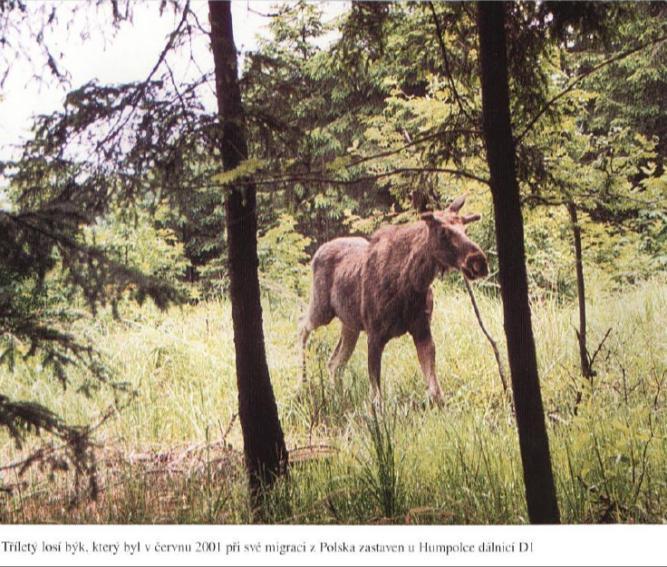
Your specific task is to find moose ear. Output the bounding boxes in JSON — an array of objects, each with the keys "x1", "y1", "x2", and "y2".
[
  {"x1": 448, "y1": 195, "x2": 466, "y2": 213},
  {"x1": 462, "y1": 213, "x2": 482, "y2": 224}
]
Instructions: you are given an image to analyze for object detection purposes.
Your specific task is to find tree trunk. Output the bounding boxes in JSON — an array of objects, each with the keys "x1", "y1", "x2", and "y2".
[
  {"x1": 476, "y1": 1, "x2": 560, "y2": 524},
  {"x1": 208, "y1": 1, "x2": 288, "y2": 496},
  {"x1": 567, "y1": 201, "x2": 593, "y2": 379}
]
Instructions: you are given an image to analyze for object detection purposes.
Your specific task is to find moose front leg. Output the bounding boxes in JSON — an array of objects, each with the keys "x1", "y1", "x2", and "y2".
[
  {"x1": 414, "y1": 336, "x2": 444, "y2": 405},
  {"x1": 410, "y1": 326, "x2": 444, "y2": 406},
  {"x1": 367, "y1": 335, "x2": 386, "y2": 405},
  {"x1": 409, "y1": 291, "x2": 444, "y2": 406}
]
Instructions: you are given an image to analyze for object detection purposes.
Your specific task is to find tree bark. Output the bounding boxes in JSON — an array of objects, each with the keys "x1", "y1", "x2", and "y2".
[
  {"x1": 208, "y1": 1, "x2": 288, "y2": 496},
  {"x1": 476, "y1": 1, "x2": 560, "y2": 524},
  {"x1": 567, "y1": 201, "x2": 593, "y2": 379}
]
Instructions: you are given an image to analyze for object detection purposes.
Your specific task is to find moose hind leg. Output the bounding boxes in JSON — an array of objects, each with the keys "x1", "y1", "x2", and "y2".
[
  {"x1": 298, "y1": 298, "x2": 335, "y2": 384},
  {"x1": 298, "y1": 317, "x2": 313, "y2": 384},
  {"x1": 367, "y1": 335, "x2": 386, "y2": 405},
  {"x1": 327, "y1": 326, "x2": 359, "y2": 380}
]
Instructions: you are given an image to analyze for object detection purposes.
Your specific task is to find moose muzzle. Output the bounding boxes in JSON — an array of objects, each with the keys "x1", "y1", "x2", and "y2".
[{"x1": 461, "y1": 251, "x2": 488, "y2": 280}]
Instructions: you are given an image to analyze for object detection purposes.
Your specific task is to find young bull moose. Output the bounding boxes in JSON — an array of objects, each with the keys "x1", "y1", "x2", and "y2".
[{"x1": 299, "y1": 196, "x2": 488, "y2": 405}]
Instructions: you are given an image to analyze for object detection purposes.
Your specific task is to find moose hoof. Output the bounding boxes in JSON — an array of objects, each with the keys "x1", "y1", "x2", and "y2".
[
  {"x1": 371, "y1": 393, "x2": 384, "y2": 412},
  {"x1": 327, "y1": 368, "x2": 341, "y2": 384},
  {"x1": 428, "y1": 389, "x2": 445, "y2": 408}
]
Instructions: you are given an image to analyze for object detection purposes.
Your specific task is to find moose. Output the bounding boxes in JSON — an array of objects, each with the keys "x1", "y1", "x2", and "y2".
[{"x1": 299, "y1": 195, "x2": 488, "y2": 405}]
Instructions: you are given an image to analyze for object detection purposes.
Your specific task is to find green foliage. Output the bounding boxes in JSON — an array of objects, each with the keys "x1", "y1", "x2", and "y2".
[
  {"x1": 257, "y1": 214, "x2": 311, "y2": 298},
  {"x1": 84, "y1": 205, "x2": 189, "y2": 289},
  {"x1": 240, "y1": 0, "x2": 665, "y2": 298},
  {"x1": 211, "y1": 159, "x2": 265, "y2": 188},
  {"x1": 523, "y1": 207, "x2": 576, "y2": 299},
  {"x1": 0, "y1": 46, "x2": 189, "y2": 470},
  {"x1": 577, "y1": 3, "x2": 667, "y2": 163}
]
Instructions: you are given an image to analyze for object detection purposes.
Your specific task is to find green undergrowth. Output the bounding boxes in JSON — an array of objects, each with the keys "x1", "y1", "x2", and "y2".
[{"x1": 1, "y1": 278, "x2": 665, "y2": 524}]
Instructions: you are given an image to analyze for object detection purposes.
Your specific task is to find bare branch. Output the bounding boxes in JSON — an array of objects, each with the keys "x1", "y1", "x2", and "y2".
[
  {"x1": 346, "y1": 128, "x2": 481, "y2": 170},
  {"x1": 427, "y1": 1, "x2": 473, "y2": 123},
  {"x1": 246, "y1": 4, "x2": 281, "y2": 19},
  {"x1": 255, "y1": 166, "x2": 489, "y2": 188},
  {"x1": 589, "y1": 327, "x2": 613, "y2": 370},
  {"x1": 463, "y1": 277, "x2": 509, "y2": 397},
  {"x1": 93, "y1": 0, "x2": 192, "y2": 153},
  {"x1": 517, "y1": 33, "x2": 667, "y2": 144},
  {"x1": 522, "y1": 194, "x2": 564, "y2": 207}
]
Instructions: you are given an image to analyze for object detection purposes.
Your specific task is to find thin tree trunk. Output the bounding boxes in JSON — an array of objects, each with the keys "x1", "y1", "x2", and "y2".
[
  {"x1": 567, "y1": 201, "x2": 593, "y2": 379},
  {"x1": 208, "y1": 1, "x2": 288, "y2": 497},
  {"x1": 476, "y1": 1, "x2": 560, "y2": 524}
]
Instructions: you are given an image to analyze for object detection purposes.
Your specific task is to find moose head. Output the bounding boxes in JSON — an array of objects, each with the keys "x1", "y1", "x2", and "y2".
[{"x1": 421, "y1": 195, "x2": 488, "y2": 280}]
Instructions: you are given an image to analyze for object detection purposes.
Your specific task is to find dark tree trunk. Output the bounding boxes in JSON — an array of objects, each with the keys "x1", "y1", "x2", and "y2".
[
  {"x1": 567, "y1": 201, "x2": 593, "y2": 379},
  {"x1": 476, "y1": 1, "x2": 560, "y2": 524},
  {"x1": 208, "y1": 1, "x2": 288, "y2": 496}
]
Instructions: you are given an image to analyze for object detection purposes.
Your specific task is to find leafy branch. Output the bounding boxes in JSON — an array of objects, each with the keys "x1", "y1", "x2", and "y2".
[{"x1": 517, "y1": 33, "x2": 667, "y2": 143}]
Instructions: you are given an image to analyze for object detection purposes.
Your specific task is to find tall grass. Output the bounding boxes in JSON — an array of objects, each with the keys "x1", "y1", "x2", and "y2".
[
  {"x1": 0, "y1": 278, "x2": 665, "y2": 523},
  {"x1": 357, "y1": 405, "x2": 406, "y2": 520}
]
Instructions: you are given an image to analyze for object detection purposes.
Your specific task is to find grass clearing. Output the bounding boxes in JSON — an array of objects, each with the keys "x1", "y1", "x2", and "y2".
[{"x1": 1, "y1": 278, "x2": 665, "y2": 523}]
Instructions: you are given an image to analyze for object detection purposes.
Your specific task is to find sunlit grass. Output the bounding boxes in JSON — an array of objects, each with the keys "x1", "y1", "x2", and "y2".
[{"x1": 1, "y1": 277, "x2": 665, "y2": 523}]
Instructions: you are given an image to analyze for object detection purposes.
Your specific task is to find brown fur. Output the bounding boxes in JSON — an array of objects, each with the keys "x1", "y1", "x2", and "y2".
[{"x1": 299, "y1": 197, "x2": 488, "y2": 404}]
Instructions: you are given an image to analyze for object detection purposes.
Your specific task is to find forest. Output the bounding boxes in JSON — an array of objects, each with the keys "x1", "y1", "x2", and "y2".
[{"x1": 0, "y1": 1, "x2": 666, "y2": 525}]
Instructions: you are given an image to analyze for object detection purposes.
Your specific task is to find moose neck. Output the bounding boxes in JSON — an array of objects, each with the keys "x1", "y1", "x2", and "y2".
[{"x1": 403, "y1": 223, "x2": 442, "y2": 293}]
